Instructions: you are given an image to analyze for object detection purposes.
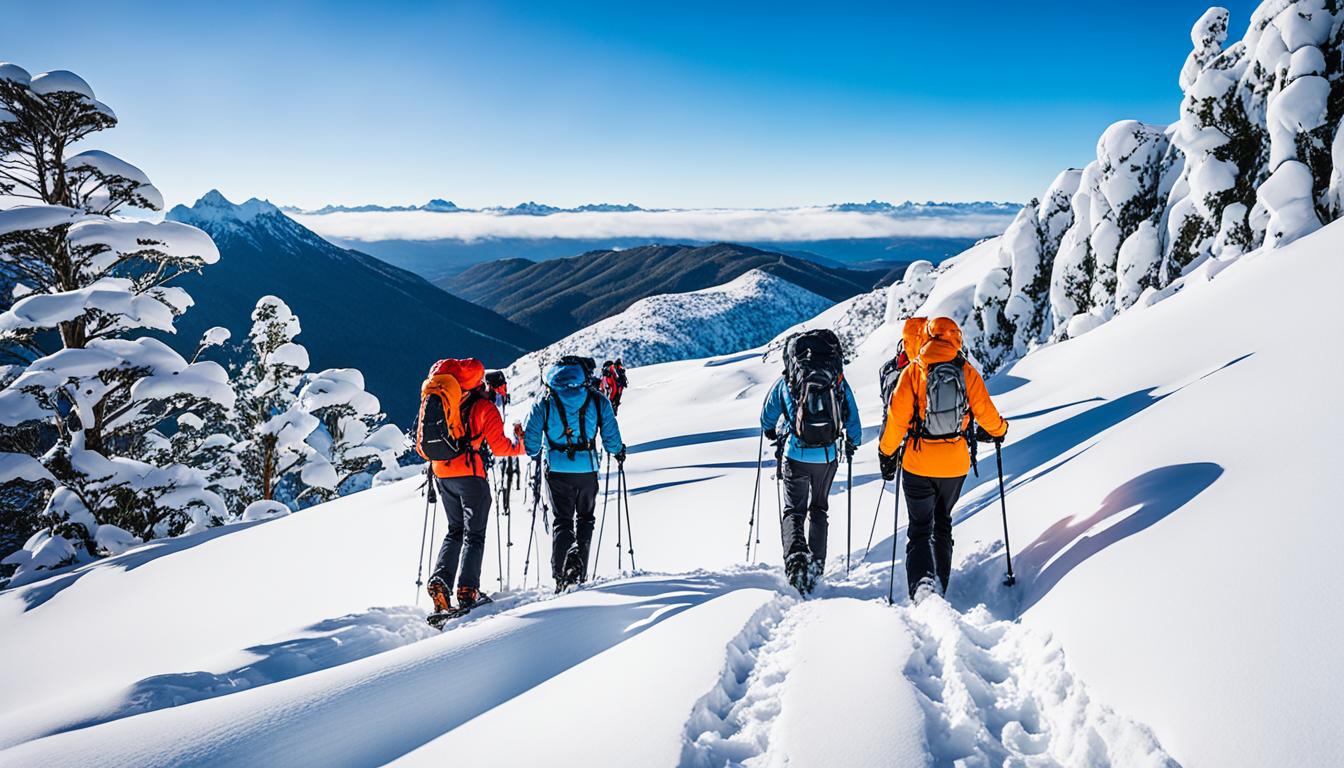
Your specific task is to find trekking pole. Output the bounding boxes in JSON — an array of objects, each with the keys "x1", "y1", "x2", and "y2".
[
  {"x1": 863, "y1": 481, "x2": 886, "y2": 560},
  {"x1": 620, "y1": 462, "x2": 636, "y2": 571},
  {"x1": 592, "y1": 454, "x2": 611, "y2": 579},
  {"x1": 523, "y1": 466, "x2": 541, "y2": 586},
  {"x1": 887, "y1": 462, "x2": 903, "y2": 605},
  {"x1": 616, "y1": 465, "x2": 624, "y2": 572},
  {"x1": 414, "y1": 466, "x2": 434, "y2": 605},
  {"x1": 745, "y1": 431, "x2": 764, "y2": 563},
  {"x1": 845, "y1": 449, "x2": 853, "y2": 575},
  {"x1": 996, "y1": 444, "x2": 1016, "y2": 587},
  {"x1": 495, "y1": 493, "x2": 504, "y2": 591}
]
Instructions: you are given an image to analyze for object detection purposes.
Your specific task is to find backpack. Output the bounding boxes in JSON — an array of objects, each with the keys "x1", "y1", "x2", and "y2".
[
  {"x1": 783, "y1": 329, "x2": 847, "y2": 448},
  {"x1": 415, "y1": 359, "x2": 484, "y2": 462},
  {"x1": 543, "y1": 360, "x2": 604, "y2": 461},
  {"x1": 914, "y1": 354, "x2": 969, "y2": 440}
]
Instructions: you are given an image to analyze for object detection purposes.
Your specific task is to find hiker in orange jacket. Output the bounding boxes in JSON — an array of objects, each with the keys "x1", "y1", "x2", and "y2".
[
  {"x1": 419, "y1": 359, "x2": 525, "y2": 613},
  {"x1": 877, "y1": 317, "x2": 1008, "y2": 601}
]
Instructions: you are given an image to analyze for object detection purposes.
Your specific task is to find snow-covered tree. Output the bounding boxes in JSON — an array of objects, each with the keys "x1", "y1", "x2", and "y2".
[
  {"x1": 0, "y1": 64, "x2": 228, "y2": 583},
  {"x1": 295, "y1": 368, "x2": 408, "y2": 505},
  {"x1": 228, "y1": 296, "x2": 317, "y2": 507}
]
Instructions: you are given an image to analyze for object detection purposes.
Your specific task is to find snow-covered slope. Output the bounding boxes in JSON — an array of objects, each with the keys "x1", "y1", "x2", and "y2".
[
  {"x1": 4, "y1": 210, "x2": 1342, "y2": 764},
  {"x1": 502, "y1": 269, "x2": 831, "y2": 401}
]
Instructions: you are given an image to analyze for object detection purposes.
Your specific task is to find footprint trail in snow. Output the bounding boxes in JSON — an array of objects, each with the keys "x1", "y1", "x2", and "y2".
[{"x1": 682, "y1": 566, "x2": 1178, "y2": 768}]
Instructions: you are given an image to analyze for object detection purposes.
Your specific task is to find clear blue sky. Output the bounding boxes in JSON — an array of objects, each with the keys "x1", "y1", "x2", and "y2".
[{"x1": 3, "y1": 0, "x2": 1256, "y2": 209}]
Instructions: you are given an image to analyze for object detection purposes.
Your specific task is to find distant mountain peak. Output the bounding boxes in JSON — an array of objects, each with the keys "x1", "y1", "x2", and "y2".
[{"x1": 171, "y1": 190, "x2": 282, "y2": 224}]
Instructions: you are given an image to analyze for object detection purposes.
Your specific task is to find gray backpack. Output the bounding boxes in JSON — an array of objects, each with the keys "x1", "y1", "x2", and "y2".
[{"x1": 917, "y1": 356, "x2": 968, "y2": 439}]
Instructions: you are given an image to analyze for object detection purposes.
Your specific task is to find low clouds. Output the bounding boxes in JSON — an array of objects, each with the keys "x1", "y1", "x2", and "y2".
[{"x1": 292, "y1": 206, "x2": 1016, "y2": 244}]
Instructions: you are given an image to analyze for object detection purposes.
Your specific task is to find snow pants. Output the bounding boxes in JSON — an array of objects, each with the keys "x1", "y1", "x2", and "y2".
[
  {"x1": 902, "y1": 472, "x2": 966, "y2": 599},
  {"x1": 780, "y1": 458, "x2": 838, "y2": 564},
  {"x1": 547, "y1": 471, "x2": 600, "y2": 580},
  {"x1": 432, "y1": 476, "x2": 492, "y2": 590}
]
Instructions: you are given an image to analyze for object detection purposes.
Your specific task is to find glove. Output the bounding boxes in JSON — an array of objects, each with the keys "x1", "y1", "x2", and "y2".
[
  {"x1": 974, "y1": 423, "x2": 1007, "y2": 444},
  {"x1": 615, "y1": 446, "x2": 627, "y2": 464},
  {"x1": 513, "y1": 422, "x2": 525, "y2": 440},
  {"x1": 763, "y1": 428, "x2": 778, "y2": 442},
  {"x1": 879, "y1": 451, "x2": 899, "y2": 482},
  {"x1": 844, "y1": 439, "x2": 856, "y2": 459}
]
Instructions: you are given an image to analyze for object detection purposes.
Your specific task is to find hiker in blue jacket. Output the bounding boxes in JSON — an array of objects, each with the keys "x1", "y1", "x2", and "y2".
[
  {"x1": 760, "y1": 365, "x2": 861, "y2": 588},
  {"x1": 523, "y1": 359, "x2": 624, "y2": 590}
]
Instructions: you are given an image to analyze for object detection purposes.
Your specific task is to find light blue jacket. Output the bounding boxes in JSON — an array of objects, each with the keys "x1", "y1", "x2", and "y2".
[
  {"x1": 523, "y1": 364, "x2": 623, "y2": 474},
  {"x1": 760, "y1": 376, "x2": 861, "y2": 464}
]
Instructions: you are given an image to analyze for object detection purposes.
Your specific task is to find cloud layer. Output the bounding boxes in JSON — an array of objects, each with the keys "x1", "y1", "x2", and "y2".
[{"x1": 292, "y1": 206, "x2": 1016, "y2": 244}]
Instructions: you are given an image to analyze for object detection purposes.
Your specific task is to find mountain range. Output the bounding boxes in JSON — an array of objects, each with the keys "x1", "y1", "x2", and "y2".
[
  {"x1": 444, "y1": 242, "x2": 887, "y2": 343},
  {"x1": 165, "y1": 191, "x2": 542, "y2": 426}
]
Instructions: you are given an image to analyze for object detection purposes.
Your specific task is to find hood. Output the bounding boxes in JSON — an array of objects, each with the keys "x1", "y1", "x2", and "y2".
[
  {"x1": 546, "y1": 362, "x2": 589, "y2": 391},
  {"x1": 919, "y1": 316, "x2": 963, "y2": 364},
  {"x1": 428, "y1": 358, "x2": 484, "y2": 390}
]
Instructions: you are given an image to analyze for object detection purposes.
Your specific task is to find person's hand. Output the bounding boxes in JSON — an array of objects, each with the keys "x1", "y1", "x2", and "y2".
[
  {"x1": 879, "y1": 451, "x2": 899, "y2": 481},
  {"x1": 974, "y1": 423, "x2": 1006, "y2": 444},
  {"x1": 844, "y1": 439, "x2": 856, "y2": 459},
  {"x1": 513, "y1": 422, "x2": 525, "y2": 440},
  {"x1": 615, "y1": 446, "x2": 627, "y2": 464},
  {"x1": 763, "y1": 428, "x2": 778, "y2": 442}
]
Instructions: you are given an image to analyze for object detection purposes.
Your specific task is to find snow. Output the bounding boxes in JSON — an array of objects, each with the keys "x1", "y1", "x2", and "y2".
[
  {"x1": 65, "y1": 150, "x2": 165, "y2": 211},
  {"x1": 5, "y1": 215, "x2": 1342, "y2": 762},
  {"x1": 240, "y1": 500, "x2": 291, "y2": 522},
  {"x1": 505, "y1": 269, "x2": 832, "y2": 400},
  {"x1": 0, "y1": 204, "x2": 83, "y2": 236},
  {"x1": 66, "y1": 218, "x2": 221, "y2": 266},
  {"x1": 0, "y1": 451, "x2": 54, "y2": 484},
  {"x1": 1257, "y1": 159, "x2": 1322, "y2": 247},
  {"x1": 0, "y1": 62, "x2": 32, "y2": 87},
  {"x1": 200, "y1": 326, "x2": 231, "y2": 347},
  {"x1": 28, "y1": 70, "x2": 95, "y2": 99}
]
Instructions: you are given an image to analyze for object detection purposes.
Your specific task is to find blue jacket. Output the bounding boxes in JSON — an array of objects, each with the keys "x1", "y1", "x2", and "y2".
[
  {"x1": 523, "y1": 364, "x2": 623, "y2": 474},
  {"x1": 760, "y1": 376, "x2": 861, "y2": 464}
]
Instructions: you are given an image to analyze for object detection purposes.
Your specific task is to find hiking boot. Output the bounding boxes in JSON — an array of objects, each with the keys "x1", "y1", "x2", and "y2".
[
  {"x1": 456, "y1": 586, "x2": 482, "y2": 610},
  {"x1": 427, "y1": 576, "x2": 452, "y2": 613},
  {"x1": 911, "y1": 577, "x2": 939, "y2": 605},
  {"x1": 562, "y1": 549, "x2": 586, "y2": 587},
  {"x1": 785, "y1": 552, "x2": 811, "y2": 595}
]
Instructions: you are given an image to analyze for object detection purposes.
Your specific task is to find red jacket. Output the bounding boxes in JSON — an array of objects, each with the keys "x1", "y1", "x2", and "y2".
[{"x1": 432, "y1": 396, "x2": 524, "y2": 478}]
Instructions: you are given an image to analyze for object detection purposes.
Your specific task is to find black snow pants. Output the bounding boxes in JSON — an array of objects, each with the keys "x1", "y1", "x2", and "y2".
[
  {"x1": 432, "y1": 475, "x2": 492, "y2": 590},
  {"x1": 547, "y1": 471, "x2": 600, "y2": 580},
  {"x1": 902, "y1": 471, "x2": 966, "y2": 599},
  {"x1": 780, "y1": 458, "x2": 838, "y2": 565}
]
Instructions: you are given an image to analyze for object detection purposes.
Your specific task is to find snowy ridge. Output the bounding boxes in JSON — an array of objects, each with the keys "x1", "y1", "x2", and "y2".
[{"x1": 503, "y1": 269, "x2": 832, "y2": 400}]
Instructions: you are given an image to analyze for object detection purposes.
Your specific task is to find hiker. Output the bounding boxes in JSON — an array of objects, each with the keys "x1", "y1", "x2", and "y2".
[
  {"x1": 600, "y1": 359, "x2": 628, "y2": 414},
  {"x1": 415, "y1": 358, "x2": 525, "y2": 615},
  {"x1": 760, "y1": 329, "x2": 862, "y2": 593},
  {"x1": 484, "y1": 370, "x2": 520, "y2": 487},
  {"x1": 877, "y1": 317, "x2": 1008, "y2": 601},
  {"x1": 522, "y1": 356, "x2": 625, "y2": 590},
  {"x1": 484, "y1": 370, "x2": 509, "y2": 410}
]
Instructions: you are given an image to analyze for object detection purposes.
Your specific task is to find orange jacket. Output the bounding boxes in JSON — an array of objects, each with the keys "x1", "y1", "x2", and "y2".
[
  {"x1": 878, "y1": 317, "x2": 1007, "y2": 478},
  {"x1": 432, "y1": 395, "x2": 524, "y2": 479}
]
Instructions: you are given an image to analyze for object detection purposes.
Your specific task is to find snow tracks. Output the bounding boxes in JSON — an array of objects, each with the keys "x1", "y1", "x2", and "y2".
[{"x1": 682, "y1": 588, "x2": 1178, "y2": 767}]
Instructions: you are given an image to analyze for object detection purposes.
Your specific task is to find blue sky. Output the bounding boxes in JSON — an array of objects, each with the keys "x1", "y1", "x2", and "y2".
[{"x1": 3, "y1": 1, "x2": 1256, "y2": 209}]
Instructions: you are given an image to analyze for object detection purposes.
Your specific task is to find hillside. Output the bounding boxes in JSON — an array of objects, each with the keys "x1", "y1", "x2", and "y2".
[
  {"x1": 5, "y1": 212, "x2": 1343, "y2": 766},
  {"x1": 501, "y1": 269, "x2": 833, "y2": 400},
  {"x1": 444, "y1": 242, "x2": 885, "y2": 342},
  {"x1": 164, "y1": 191, "x2": 542, "y2": 425}
]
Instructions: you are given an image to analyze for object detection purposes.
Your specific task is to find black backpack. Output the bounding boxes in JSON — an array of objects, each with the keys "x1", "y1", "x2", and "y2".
[
  {"x1": 783, "y1": 329, "x2": 847, "y2": 448},
  {"x1": 877, "y1": 342, "x2": 908, "y2": 431},
  {"x1": 415, "y1": 390, "x2": 480, "y2": 462}
]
